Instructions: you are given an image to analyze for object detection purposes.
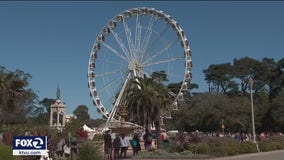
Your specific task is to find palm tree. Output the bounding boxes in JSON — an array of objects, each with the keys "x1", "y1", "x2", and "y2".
[{"x1": 125, "y1": 74, "x2": 171, "y2": 147}]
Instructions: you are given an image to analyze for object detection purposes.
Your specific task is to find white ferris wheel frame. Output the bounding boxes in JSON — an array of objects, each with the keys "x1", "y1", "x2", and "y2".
[{"x1": 87, "y1": 7, "x2": 192, "y2": 123}]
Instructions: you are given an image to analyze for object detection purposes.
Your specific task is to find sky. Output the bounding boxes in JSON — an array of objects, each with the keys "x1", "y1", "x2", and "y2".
[{"x1": 0, "y1": 1, "x2": 283, "y2": 119}]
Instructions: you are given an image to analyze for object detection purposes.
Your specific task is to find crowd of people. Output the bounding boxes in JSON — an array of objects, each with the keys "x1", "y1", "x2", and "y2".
[
  {"x1": 103, "y1": 128, "x2": 158, "y2": 160},
  {"x1": 28, "y1": 128, "x2": 284, "y2": 160}
]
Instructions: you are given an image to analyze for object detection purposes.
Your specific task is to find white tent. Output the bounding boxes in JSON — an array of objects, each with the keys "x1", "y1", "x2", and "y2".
[
  {"x1": 82, "y1": 124, "x2": 97, "y2": 140},
  {"x1": 83, "y1": 124, "x2": 96, "y2": 132}
]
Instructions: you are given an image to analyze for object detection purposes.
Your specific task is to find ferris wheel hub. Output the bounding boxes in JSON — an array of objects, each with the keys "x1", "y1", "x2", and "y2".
[
  {"x1": 128, "y1": 61, "x2": 136, "y2": 70},
  {"x1": 128, "y1": 61, "x2": 143, "y2": 71}
]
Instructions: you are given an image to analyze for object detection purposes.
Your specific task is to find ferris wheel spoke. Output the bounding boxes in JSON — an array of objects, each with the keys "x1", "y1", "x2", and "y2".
[
  {"x1": 123, "y1": 19, "x2": 135, "y2": 59},
  {"x1": 110, "y1": 29, "x2": 131, "y2": 61},
  {"x1": 101, "y1": 43, "x2": 129, "y2": 62},
  {"x1": 143, "y1": 56, "x2": 184, "y2": 67},
  {"x1": 143, "y1": 38, "x2": 180, "y2": 65},
  {"x1": 97, "y1": 77, "x2": 123, "y2": 96},
  {"x1": 143, "y1": 22, "x2": 171, "y2": 56},
  {"x1": 134, "y1": 14, "x2": 142, "y2": 56},
  {"x1": 95, "y1": 69, "x2": 125, "y2": 78},
  {"x1": 141, "y1": 16, "x2": 155, "y2": 54},
  {"x1": 100, "y1": 58, "x2": 125, "y2": 66},
  {"x1": 167, "y1": 72, "x2": 184, "y2": 79}
]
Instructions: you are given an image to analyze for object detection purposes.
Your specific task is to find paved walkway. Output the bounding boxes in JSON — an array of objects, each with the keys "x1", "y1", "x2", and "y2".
[
  {"x1": 123, "y1": 149, "x2": 284, "y2": 160},
  {"x1": 207, "y1": 149, "x2": 284, "y2": 160}
]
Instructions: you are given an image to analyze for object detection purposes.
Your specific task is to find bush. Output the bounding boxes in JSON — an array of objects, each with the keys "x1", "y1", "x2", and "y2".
[
  {"x1": 211, "y1": 144, "x2": 239, "y2": 156},
  {"x1": 259, "y1": 141, "x2": 284, "y2": 152},
  {"x1": 136, "y1": 149, "x2": 190, "y2": 159},
  {"x1": 202, "y1": 136, "x2": 239, "y2": 156},
  {"x1": 239, "y1": 142, "x2": 257, "y2": 153},
  {"x1": 184, "y1": 143, "x2": 210, "y2": 154},
  {"x1": 0, "y1": 144, "x2": 20, "y2": 160},
  {"x1": 77, "y1": 141, "x2": 103, "y2": 160},
  {"x1": 93, "y1": 134, "x2": 104, "y2": 141},
  {"x1": 259, "y1": 141, "x2": 275, "y2": 152},
  {"x1": 169, "y1": 145, "x2": 185, "y2": 153},
  {"x1": 259, "y1": 135, "x2": 284, "y2": 152},
  {"x1": 159, "y1": 141, "x2": 172, "y2": 151},
  {"x1": 184, "y1": 143, "x2": 195, "y2": 151},
  {"x1": 196, "y1": 143, "x2": 210, "y2": 154}
]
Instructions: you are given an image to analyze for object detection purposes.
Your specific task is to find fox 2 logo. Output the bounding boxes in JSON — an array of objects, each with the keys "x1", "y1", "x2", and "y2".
[{"x1": 13, "y1": 136, "x2": 47, "y2": 150}]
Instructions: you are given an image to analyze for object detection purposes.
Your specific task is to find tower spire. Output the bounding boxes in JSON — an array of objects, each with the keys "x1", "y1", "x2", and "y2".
[{"x1": 56, "y1": 84, "x2": 61, "y2": 100}]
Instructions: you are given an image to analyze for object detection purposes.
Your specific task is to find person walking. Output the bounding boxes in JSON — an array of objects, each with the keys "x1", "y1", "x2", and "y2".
[
  {"x1": 120, "y1": 134, "x2": 129, "y2": 158},
  {"x1": 113, "y1": 134, "x2": 121, "y2": 160},
  {"x1": 63, "y1": 142, "x2": 71, "y2": 158},
  {"x1": 130, "y1": 133, "x2": 141, "y2": 156},
  {"x1": 104, "y1": 129, "x2": 113, "y2": 160},
  {"x1": 56, "y1": 138, "x2": 65, "y2": 157},
  {"x1": 143, "y1": 129, "x2": 152, "y2": 150}
]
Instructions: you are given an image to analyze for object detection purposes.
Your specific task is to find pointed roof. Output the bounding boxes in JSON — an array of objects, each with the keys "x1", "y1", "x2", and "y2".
[{"x1": 56, "y1": 83, "x2": 61, "y2": 100}]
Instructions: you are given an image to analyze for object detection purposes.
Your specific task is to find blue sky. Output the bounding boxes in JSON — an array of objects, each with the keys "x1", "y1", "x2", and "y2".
[{"x1": 0, "y1": 1, "x2": 283, "y2": 119}]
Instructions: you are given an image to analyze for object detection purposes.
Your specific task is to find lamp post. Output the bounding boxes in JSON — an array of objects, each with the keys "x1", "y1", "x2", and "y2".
[{"x1": 249, "y1": 77, "x2": 256, "y2": 144}]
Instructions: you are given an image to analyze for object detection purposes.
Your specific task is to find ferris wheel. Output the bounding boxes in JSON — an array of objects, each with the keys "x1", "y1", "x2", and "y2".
[{"x1": 88, "y1": 7, "x2": 192, "y2": 122}]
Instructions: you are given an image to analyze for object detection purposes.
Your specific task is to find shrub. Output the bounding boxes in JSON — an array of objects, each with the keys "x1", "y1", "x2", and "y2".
[
  {"x1": 258, "y1": 141, "x2": 284, "y2": 152},
  {"x1": 184, "y1": 143, "x2": 210, "y2": 154},
  {"x1": 239, "y1": 142, "x2": 257, "y2": 153},
  {"x1": 136, "y1": 149, "x2": 186, "y2": 159},
  {"x1": 126, "y1": 134, "x2": 284, "y2": 158},
  {"x1": 159, "y1": 141, "x2": 172, "y2": 151},
  {"x1": 77, "y1": 141, "x2": 103, "y2": 160},
  {"x1": 93, "y1": 134, "x2": 104, "y2": 141},
  {"x1": 258, "y1": 135, "x2": 284, "y2": 152},
  {"x1": 259, "y1": 141, "x2": 274, "y2": 152},
  {"x1": 211, "y1": 144, "x2": 239, "y2": 156},
  {"x1": 184, "y1": 143, "x2": 195, "y2": 152},
  {"x1": 202, "y1": 136, "x2": 239, "y2": 156},
  {"x1": 196, "y1": 143, "x2": 210, "y2": 154},
  {"x1": 0, "y1": 144, "x2": 20, "y2": 160},
  {"x1": 169, "y1": 145, "x2": 185, "y2": 153}
]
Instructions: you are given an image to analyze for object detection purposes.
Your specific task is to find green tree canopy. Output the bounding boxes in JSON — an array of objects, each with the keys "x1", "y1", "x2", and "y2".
[
  {"x1": 73, "y1": 105, "x2": 90, "y2": 123},
  {"x1": 28, "y1": 98, "x2": 56, "y2": 125},
  {"x1": 0, "y1": 66, "x2": 38, "y2": 124},
  {"x1": 269, "y1": 89, "x2": 284, "y2": 131},
  {"x1": 203, "y1": 63, "x2": 235, "y2": 94}
]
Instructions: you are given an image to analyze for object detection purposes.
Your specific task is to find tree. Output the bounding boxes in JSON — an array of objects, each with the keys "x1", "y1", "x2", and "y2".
[
  {"x1": 172, "y1": 93, "x2": 260, "y2": 133},
  {"x1": 126, "y1": 74, "x2": 171, "y2": 147},
  {"x1": 151, "y1": 71, "x2": 168, "y2": 83},
  {"x1": 126, "y1": 75, "x2": 157, "y2": 128},
  {"x1": 256, "y1": 58, "x2": 283, "y2": 102},
  {"x1": 28, "y1": 98, "x2": 56, "y2": 125},
  {"x1": 232, "y1": 57, "x2": 260, "y2": 95},
  {"x1": 39, "y1": 98, "x2": 55, "y2": 115},
  {"x1": 202, "y1": 57, "x2": 284, "y2": 132},
  {"x1": 73, "y1": 105, "x2": 90, "y2": 123},
  {"x1": 268, "y1": 89, "x2": 284, "y2": 131},
  {"x1": 63, "y1": 105, "x2": 91, "y2": 137},
  {"x1": 0, "y1": 66, "x2": 38, "y2": 124},
  {"x1": 203, "y1": 63, "x2": 235, "y2": 94}
]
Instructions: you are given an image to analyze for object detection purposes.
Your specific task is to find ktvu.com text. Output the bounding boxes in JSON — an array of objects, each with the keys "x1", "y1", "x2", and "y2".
[{"x1": 13, "y1": 149, "x2": 47, "y2": 156}]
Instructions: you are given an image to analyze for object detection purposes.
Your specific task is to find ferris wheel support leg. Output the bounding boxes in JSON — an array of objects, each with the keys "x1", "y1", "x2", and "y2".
[{"x1": 107, "y1": 73, "x2": 131, "y2": 123}]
